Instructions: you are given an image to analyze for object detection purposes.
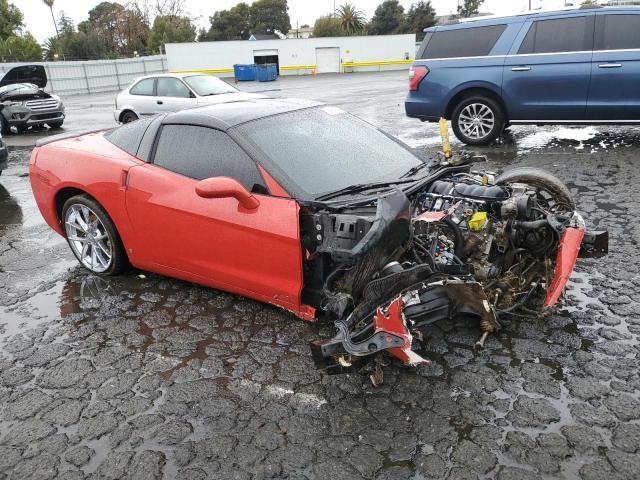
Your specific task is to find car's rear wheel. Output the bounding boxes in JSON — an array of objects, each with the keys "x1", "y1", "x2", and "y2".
[
  {"x1": 451, "y1": 96, "x2": 505, "y2": 146},
  {"x1": 62, "y1": 195, "x2": 128, "y2": 275},
  {"x1": 121, "y1": 111, "x2": 138, "y2": 124}
]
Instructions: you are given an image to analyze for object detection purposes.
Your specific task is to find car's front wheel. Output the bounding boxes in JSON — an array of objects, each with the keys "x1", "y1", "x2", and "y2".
[
  {"x1": 62, "y1": 195, "x2": 128, "y2": 275},
  {"x1": 121, "y1": 111, "x2": 138, "y2": 124},
  {"x1": 451, "y1": 96, "x2": 505, "y2": 146},
  {"x1": 48, "y1": 121, "x2": 63, "y2": 129}
]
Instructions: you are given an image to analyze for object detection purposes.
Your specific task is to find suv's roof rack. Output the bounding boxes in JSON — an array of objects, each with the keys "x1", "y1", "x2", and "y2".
[{"x1": 457, "y1": 4, "x2": 611, "y2": 24}]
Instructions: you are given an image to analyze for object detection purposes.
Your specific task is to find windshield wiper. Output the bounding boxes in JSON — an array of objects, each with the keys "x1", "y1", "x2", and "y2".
[
  {"x1": 316, "y1": 179, "x2": 415, "y2": 201},
  {"x1": 399, "y1": 161, "x2": 429, "y2": 179}
]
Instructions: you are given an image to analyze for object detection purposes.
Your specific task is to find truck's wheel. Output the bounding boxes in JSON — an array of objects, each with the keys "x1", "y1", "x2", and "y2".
[{"x1": 451, "y1": 95, "x2": 505, "y2": 146}]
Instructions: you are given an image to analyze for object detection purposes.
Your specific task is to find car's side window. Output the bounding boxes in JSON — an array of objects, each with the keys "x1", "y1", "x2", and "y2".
[
  {"x1": 518, "y1": 16, "x2": 594, "y2": 54},
  {"x1": 156, "y1": 78, "x2": 192, "y2": 98},
  {"x1": 130, "y1": 78, "x2": 155, "y2": 96},
  {"x1": 419, "y1": 24, "x2": 506, "y2": 59},
  {"x1": 595, "y1": 14, "x2": 640, "y2": 51},
  {"x1": 152, "y1": 125, "x2": 266, "y2": 192}
]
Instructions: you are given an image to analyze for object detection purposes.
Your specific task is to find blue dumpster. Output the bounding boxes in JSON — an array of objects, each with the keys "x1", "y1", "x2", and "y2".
[
  {"x1": 234, "y1": 64, "x2": 256, "y2": 81},
  {"x1": 256, "y1": 63, "x2": 277, "y2": 82}
]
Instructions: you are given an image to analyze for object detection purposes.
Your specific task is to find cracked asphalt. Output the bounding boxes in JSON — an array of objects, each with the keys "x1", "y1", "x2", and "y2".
[{"x1": 1, "y1": 71, "x2": 639, "y2": 479}]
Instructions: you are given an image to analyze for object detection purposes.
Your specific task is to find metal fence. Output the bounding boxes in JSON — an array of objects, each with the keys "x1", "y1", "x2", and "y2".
[{"x1": 0, "y1": 55, "x2": 167, "y2": 96}]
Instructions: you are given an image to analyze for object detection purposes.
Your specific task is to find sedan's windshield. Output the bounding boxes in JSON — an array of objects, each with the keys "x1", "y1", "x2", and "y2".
[
  {"x1": 183, "y1": 75, "x2": 238, "y2": 96},
  {"x1": 234, "y1": 107, "x2": 424, "y2": 200}
]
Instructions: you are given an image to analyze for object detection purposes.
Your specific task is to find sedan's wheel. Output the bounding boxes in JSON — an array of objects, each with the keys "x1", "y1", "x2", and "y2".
[
  {"x1": 452, "y1": 96, "x2": 505, "y2": 146},
  {"x1": 121, "y1": 111, "x2": 138, "y2": 124},
  {"x1": 62, "y1": 195, "x2": 128, "y2": 275}
]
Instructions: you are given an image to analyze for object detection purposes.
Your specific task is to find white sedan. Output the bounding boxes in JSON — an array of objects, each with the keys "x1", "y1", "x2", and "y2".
[{"x1": 114, "y1": 73, "x2": 264, "y2": 123}]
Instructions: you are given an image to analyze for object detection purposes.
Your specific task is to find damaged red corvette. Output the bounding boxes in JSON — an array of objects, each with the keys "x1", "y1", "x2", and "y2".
[{"x1": 29, "y1": 99, "x2": 608, "y2": 373}]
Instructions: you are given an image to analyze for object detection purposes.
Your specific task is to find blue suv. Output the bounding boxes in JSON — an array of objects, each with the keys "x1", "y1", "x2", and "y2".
[{"x1": 405, "y1": 6, "x2": 640, "y2": 145}]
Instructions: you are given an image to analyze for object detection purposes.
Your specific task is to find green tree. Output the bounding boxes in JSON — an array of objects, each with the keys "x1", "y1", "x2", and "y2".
[
  {"x1": 148, "y1": 15, "x2": 196, "y2": 54},
  {"x1": 312, "y1": 15, "x2": 344, "y2": 37},
  {"x1": 0, "y1": 0, "x2": 24, "y2": 40},
  {"x1": 202, "y1": 2, "x2": 251, "y2": 41},
  {"x1": 63, "y1": 31, "x2": 111, "y2": 59},
  {"x1": 250, "y1": 0, "x2": 291, "y2": 35},
  {"x1": 336, "y1": 3, "x2": 366, "y2": 35},
  {"x1": 457, "y1": 0, "x2": 484, "y2": 17},
  {"x1": 368, "y1": 0, "x2": 405, "y2": 35},
  {"x1": 0, "y1": 32, "x2": 42, "y2": 62},
  {"x1": 405, "y1": 1, "x2": 435, "y2": 40},
  {"x1": 79, "y1": 2, "x2": 149, "y2": 56},
  {"x1": 57, "y1": 11, "x2": 75, "y2": 35}
]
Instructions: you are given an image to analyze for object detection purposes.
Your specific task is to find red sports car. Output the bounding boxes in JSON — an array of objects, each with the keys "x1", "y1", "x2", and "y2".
[{"x1": 29, "y1": 99, "x2": 607, "y2": 372}]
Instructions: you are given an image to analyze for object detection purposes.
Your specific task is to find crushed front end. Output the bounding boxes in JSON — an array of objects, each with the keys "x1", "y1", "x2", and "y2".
[{"x1": 302, "y1": 166, "x2": 608, "y2": 374}]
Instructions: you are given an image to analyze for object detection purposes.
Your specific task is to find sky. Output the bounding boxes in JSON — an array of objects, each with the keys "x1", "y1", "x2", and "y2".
[{"x1": 19, "y1": 0, "x2": 571, "y2": 43}]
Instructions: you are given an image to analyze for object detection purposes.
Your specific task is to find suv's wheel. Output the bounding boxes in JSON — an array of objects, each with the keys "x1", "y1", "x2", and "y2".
[
  {"x1": 62, "y1": 195, "x2": 128, "y2": 275},
  {"x1": 451, "y1": 96, "x2": 505, "y2": 146},
  {"x1": 48, "y1": 121, "x2": 64, "y2": 129},
  {"x1": 121, "y1": 111, "x2": 138, "y2": 124}
]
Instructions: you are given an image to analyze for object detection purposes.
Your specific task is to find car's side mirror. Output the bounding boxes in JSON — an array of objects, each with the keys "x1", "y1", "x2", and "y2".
[{"x1": 195, "y1": 176, "x2": 260, "y2": 210}]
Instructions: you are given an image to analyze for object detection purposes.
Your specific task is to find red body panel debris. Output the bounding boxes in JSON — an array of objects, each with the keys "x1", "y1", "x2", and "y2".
[
  {"x1": 544, "y1": 227, "x2": 585, "y2": 308},
  {"x1": 373, "y1": 297, "x2": 430, "y2": 366}
]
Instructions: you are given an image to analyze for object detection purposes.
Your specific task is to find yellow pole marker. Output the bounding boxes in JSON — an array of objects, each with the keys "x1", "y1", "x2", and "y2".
[{"x1": 439, "y1": 117, "x2": 452, "y2": 160}]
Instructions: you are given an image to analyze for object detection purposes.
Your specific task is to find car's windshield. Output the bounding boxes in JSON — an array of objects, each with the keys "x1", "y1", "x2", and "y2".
[
  {"x1": 234, "y1": 107, "x2": 424, "y2": 200},
  {"x1": 183, "y1": 75, "x2": 237, "y2": 96}
]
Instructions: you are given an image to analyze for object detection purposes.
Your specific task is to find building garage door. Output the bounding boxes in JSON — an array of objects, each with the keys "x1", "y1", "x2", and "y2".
[{"x1": 315, "y1": 47, "x2": 340, "y2": 73}]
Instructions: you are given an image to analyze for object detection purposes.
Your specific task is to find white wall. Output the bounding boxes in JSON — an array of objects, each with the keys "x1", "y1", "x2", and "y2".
[{"x1": 165, "y1": 35, "x2": 416, "y2": 76}]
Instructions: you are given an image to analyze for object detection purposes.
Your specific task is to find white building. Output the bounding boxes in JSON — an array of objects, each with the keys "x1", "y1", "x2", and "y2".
[
  {"x1": 165, "y1": 34, "x2": 416, "y2": 77},
  {"x1": 286, "y1": 26, "x2": 314, "y2": 39}
]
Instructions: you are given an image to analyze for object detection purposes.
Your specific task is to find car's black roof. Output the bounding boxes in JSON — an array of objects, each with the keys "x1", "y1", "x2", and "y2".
[{"x1": 162, "y1": 98, "x2": 324, "y2": 131}]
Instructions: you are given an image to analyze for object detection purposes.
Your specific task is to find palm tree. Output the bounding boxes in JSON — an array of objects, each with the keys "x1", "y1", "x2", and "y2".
[
  {"x1": 42, "y1": 0, "x2": 60, "y2": 37},
  {"x1": 336, "y1": 3, "x2": 366, "y2": 35}
]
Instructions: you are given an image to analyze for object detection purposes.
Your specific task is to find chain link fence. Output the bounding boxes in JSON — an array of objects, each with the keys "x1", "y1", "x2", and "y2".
[{"x1": 0, "y1": 55, "x2": 167, "y2": 96}]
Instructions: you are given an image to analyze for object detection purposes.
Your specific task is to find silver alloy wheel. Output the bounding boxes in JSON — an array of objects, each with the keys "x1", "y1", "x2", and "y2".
[
  {"x1": 64, "y1": 204, "x2": 112, "y2": 273},
  {"x1": 458, "y1": 103, "x2": 495, "y2": 140}
]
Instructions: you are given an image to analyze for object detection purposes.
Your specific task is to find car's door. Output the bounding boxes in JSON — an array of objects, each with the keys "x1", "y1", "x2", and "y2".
[
  {"x1": 502, "y1": 13, "x2": 594, "y2": 120},
  {"x1": 587, "y1": 12, "x2": 640, "y2": 120},
  {"x1": 124, "y1": 123, "x2": 304, "y2": 312},
  {"x1": 127, "y1": 77, "x2": 157, "y2": 117},
  {"x1": 153, "y1": 77, "x2": 197, "y2": 112}
]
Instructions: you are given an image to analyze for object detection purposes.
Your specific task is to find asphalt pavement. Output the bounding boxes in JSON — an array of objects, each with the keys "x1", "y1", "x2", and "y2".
[{"x1": 1, "y1": 71, "x2": 639, "y2": 480}]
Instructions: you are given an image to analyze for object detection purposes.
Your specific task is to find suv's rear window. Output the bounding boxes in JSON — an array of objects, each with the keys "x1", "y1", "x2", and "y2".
[
  {"x1": 419, "y1": 25, "x2": 506, "y2": 59},
  {"x1": 595, "y1": 14, "x2": 640, "y2": 51},
  {"x1": 518, "y1": 16, "x2": 594, "y2": 54}
]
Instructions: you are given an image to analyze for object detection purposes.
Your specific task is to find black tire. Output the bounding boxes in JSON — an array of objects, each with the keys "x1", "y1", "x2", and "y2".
[
  {"x1": 496, "y1": 167, "x2": 575, "y2": 211},
  {"x1": 0, "y1": 116, "x2": 9, "y2": 135},
  {"x1": 121, "y1": 111, "x2": 138, "y2": 124},
  {"x1": 451, "y1": 95, "x2": 505, "y2": 146},
  {"x1": 48, "y1": 121, "x2": 63, "y2": 129},
  {"x1": 61, "y1": 194, "x2": 128, "y2": 275}
]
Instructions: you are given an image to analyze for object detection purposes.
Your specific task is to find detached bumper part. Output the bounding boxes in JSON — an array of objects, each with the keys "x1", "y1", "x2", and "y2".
[
  {"x1": 311, "y1": 296, "x2": 429, "y2": 374},
  {"x1": 312, "y1": 280, "x2": 499, "y2": 373}
]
